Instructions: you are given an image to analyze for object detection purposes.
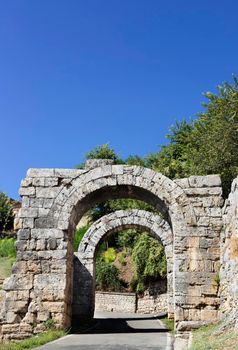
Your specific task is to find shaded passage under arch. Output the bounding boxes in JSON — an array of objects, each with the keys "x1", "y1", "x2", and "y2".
[{"x1": 73, "y1": 209, "x2": 173, "y2": 320}]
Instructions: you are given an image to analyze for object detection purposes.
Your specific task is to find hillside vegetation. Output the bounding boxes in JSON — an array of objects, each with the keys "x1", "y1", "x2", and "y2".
[{"x1": 189, "y1": 323, "x2": 238, "y2": 350}]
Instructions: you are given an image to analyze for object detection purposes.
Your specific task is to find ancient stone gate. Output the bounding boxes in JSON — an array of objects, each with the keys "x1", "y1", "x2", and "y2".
[
  {"x1": 0, "y1": 159, "x2": 223, "y2": 340},
  {"x1": 74, "y1": 209, "x2": 173, "y2": 319}
]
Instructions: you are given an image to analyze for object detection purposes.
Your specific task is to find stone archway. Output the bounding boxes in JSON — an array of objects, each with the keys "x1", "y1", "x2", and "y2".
[
  {"x1": 73, "y1": 209, "x2": 173, "y2": 320},
  {"x1": 0, "y1": 159, "x2": 223, "y2": 340}
]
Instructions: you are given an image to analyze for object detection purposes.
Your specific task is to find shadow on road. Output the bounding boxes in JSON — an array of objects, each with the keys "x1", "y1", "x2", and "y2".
[{"x1": 72, "y1": 315, "x2": 168, "y2": 335}]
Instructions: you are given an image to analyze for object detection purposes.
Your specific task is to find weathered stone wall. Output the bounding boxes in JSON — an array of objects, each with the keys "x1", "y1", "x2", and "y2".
[
  {"x1": 95, "y1": 292, "x2": 136, "y2": 313},
  {"x1": 95, "y1": 287, "x2": 168, "y2": 314},
  {"x1": 220, "y1": 176, "x2": 238, "y2": 327},
  {"x1": 174, "y1": 175, "x2": 223, "y2": 330},
  {"x1": 137, "y1": 293, "x2": 167, "y2": 314},
  {"x1": 136, "y1": 282, "x2": 167, "y2": 314},
  {"x1": 0, "y1": 160, "x2": 224, "y2": 341}
]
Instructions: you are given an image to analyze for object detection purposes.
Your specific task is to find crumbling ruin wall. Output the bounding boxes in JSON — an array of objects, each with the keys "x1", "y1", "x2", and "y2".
[
  {"x1": 220, "y1": 176, "x2": 238, "y2": 327},
  {"x1": 0, "y1": 160, "x2": 223, "y2": 340}
]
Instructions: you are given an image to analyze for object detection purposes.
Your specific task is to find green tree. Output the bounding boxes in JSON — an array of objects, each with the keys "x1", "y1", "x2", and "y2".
[
  {"x1": 146, "y1": 76, "x2": 238, "y2": 197},
  {"x1": 0, "y1": 192, "x2": 14, "y2": 232},
  {"x1": 146, "y1": 120, "x2": 193, "y2": 179},
  {"x1": 131, "y1": 233, "x2": 167, "y2": 293},
  {"x1": 85, "y1": 143, "x2": 123, "y2": 163},
  {"x1": 185, "y1": 78, "x2": 238, "y2": 197}
]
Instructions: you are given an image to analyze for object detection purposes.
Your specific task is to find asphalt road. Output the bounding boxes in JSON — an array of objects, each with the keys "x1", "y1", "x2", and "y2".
[{"x1": 36, "y1": 311, "x2": 173, "y2": 350}]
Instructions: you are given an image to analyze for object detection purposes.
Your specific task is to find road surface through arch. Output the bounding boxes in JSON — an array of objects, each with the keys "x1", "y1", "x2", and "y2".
[{"x1": 35, "y1": 311, "x2": 173, "y2": 350}]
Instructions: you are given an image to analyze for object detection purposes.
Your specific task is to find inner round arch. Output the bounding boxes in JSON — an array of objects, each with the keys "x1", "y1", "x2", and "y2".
[{"x1": 73, "y1": 210, "x2": 174, "y2": 321}]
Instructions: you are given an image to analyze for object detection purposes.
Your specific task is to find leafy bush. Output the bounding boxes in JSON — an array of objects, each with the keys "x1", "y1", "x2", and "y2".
[
  {"x1": 0, "y1": 238, "x2": 16, "y2": 258},
  {"x1": 103, "y1": 247, "x2": 116, "y2": 264},
  {"x1": 131, "y1": 233, "x2": 167, "y2": 293},
  {"x1": 0, "y1": 192, "x2": 14, "y2": 232},
  {"x1": 96, "y1": 260, "x2": 121, "y2": 291},
  {"x1": 116, "y1": 229, "x2": 140, "y2": 250},
  {"x1": 95, "y1": 242, "x2": 107, "y2": 261},
  {"x1": 118, "y1": 250, "x2": 127, "y2": 266}
]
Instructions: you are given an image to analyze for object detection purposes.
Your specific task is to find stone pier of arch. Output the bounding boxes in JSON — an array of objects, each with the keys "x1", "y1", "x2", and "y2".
[{"x1": 0, "y1": 159, "x2": 223, "y2": 341}]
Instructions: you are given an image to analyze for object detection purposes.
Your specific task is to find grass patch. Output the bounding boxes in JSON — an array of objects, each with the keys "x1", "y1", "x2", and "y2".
[
  {"x1": 0, "y1": 257, "x2": 15, "y2": 283},
  {"x1": 161, "y1": 316, "x2": 175, "y2": 335},
  {"x1": 0, "y1": 238, "x2": 16, "y2": 259},
  {"x1": 189, "y1": 322, "x2": 238, "y2": 350},
  {"x1": 0, "y1": 330, "x2": 66, "y2": 350}
]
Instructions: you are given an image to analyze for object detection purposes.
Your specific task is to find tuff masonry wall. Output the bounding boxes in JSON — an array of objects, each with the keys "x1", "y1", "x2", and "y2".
[
  {"x1": 0, "y1": 160, "x2": 223, "y2": 341},
  {"x1": 220, "y1": 176, "x2": 238, "y2": 327},
  {"x1": 95, "y1": 287, "x2": 168, "y2": 314},
  {"x1": 173, "y1": 176, "x2": 223, "y2": 331}
]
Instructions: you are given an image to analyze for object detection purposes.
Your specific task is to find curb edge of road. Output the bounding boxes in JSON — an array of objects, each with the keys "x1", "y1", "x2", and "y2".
[{"x1": 153, "y1": 313, "x2": 175, "y2": 350}]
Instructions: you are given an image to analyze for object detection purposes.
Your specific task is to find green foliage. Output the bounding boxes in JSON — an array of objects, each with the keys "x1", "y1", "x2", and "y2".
[
  {"x1": 95, "y1": 241, "x2": 107, "y2": 261},
  {"x1": 0, "y1": 192, "x2": 14, "y2": 232},
  {"x1": 73, "y1": 225, "x2": 89, "y2": 251},
  {"x1": 117, "y1": 250, "x2": 127, "y2": 265},
  {"x1": 131, "y1": 233, "x2": 166, "y2": 292},
  {"x1": 96, "y1": 259, "x2": 122, "y2": 291},
  {"x1": 146, "y1": 120, "x2": 193, "y2": 179},
  {"x1": 85, "y1": 143, "x2": 123, "y2": 163},
  {"x1": 190, "y1": 322, "x2": 238, "y2": 350},
  {"x1": 214, "y1": 273, "x2": 220, "y2": 286},
  {"x1": 0, "y1": 238, "x2": 16, "y2": 258},
  {"x1": 0, "y1": 257, "x2": 16, "y2": 288},
  {"x1": 135, "y1": 281, "x2": 145, "y2": 294},
  {"x1": 77, "y1": 77, "x2": 238, "y2": 199},
  {"x1": 125, "y1": 155, "x2": 147, "y2": 167},
  {"x1": 116, "y1": 229, "x2": 140, "y2": 250},
  {"x1": 147, "y1": 77, "x2": 238, "y2": 197},
  {"x1": 161, "y1": 316, "x2": 175, "y2": 335},
  {"x1": 43, "y1": 318, "x2": 55, "y2": 329},
  {"x1": 103, "y1": 247, "x2": 116, "y2": 263}
]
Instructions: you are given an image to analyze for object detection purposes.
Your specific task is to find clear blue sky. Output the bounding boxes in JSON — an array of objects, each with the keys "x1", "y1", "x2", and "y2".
[{"x1": 0, "y1": 1, "x2": 238, "y2": 199}]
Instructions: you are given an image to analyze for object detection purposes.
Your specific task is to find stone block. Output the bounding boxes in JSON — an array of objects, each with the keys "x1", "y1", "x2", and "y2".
[
  {"x1": 17, "y1": 229, "x2": 30, "y2": 240},
  {"x1": 19, "y1": 323, "x2": 33, "y2": 333},
  {"x1": 16, "y1": 251, "x2": 36, "y2": 261},
  {"x1": 32, "y1": 178, "x2": 45, "y2": 187},
  {"x1": 27, "y1": 168, "x2": 55, "y2": 177},
  {"x1": 30, "y1": 198, "x2": 44, "y2": 208},
  {"x1": 36, "y1": 187, "x2": 60, "y2": 199},
  {"x1": 36, "y1": 240, "x2": 46, "y2": 251},
  {"x1": 3, "y1": 275, "x2": 33, "y2": 291},
  {"x1": 31, "y1": 228, "x2": 64, "y2": 239},
  {"x1": 188, "y1": 175, "x2": 221, "y2": 188},
  {"x1": 19, "y1": 187, "x2": 35, "y2": 197},
  {"x1": 21, "y1": 178, "x2": 33, "y2": 187},
  {"x1": 22, "y1": 218, "x2": 34, "y2": 229},
  {"x1": 11, "y1": 261, "x2": 27, "y2": 274},
  {"x1": 1, "y1": 324, "x2": 19, "y2": 334},
  {"x1": 201, "y1": 309, "x2": 218, "y2": 322},
  {"x1": 6, "y1": 312, "x2": 21, "y2": 324},
  {"x1": 37, "y1": 311, "x2": 50, "y2": 322},
  {"x1": 34, "y1": 217, "x2": 56, "y2": 228},
  {"x1": 5, "y1": 300, "x2": 28, "y2": 313},
  {"x1": 42, "y1": 301, "x2": 65, "y2": 313},
  {"x1": 47, "y1": 238, "x2": 57, "y2": 250},
  {"x1": 19, "y1": 208, "x2": 38, "y2": 218},
  {"x1": 44, "y1": 177, "x2": 59, "y2": 187}
]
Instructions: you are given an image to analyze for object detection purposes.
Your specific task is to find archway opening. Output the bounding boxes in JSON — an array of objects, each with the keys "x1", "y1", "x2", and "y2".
[{"x1": 72, "y1": 209, "x2": 173, "y2": 330}]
